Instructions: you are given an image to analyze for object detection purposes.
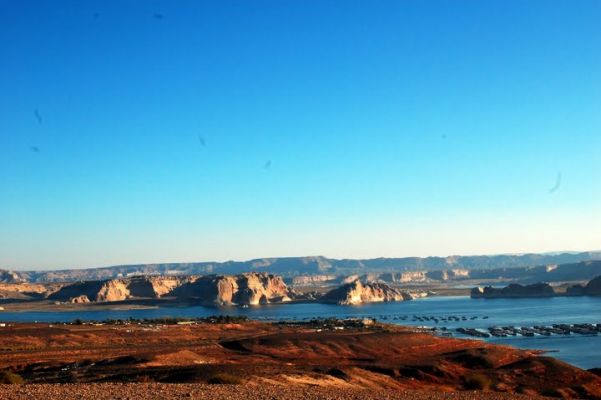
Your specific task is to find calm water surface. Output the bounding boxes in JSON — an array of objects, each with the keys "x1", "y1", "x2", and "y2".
[{"x1": 2, "y1": 296, "x2": 600, "y2": 369}]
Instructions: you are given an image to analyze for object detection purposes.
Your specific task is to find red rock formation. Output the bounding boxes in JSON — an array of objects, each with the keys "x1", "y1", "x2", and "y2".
[{"x1": 321, "y1": 280, "x2": 412, "y2": 305}]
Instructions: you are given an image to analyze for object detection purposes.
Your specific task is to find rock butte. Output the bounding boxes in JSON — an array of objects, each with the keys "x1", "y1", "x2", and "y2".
[
  {"x1": 470, "y1": 283, "x2": 556, "y2": 299},
  {"x1": 40, "y1": 272, "x2": 294, "y2": 306},
  {"x1": 321, "y1": 280, "x2": 414, "y2": 305},
  {"x1": 471, "y1": 276, "x2": 601, "y2": 299},
  {"x1": 172, "y1": 272, "x2": 293, "y2": 306}
]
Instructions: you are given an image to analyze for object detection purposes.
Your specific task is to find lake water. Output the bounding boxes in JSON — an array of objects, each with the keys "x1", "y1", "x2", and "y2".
[{"x1": 1, "y1": 296, "x2": 600, "y2": 369}]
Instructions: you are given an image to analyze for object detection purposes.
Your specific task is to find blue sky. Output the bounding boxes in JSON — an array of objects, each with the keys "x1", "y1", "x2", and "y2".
[{"x1": 1, "y1": 0, "x2": 600, "y2": 269}]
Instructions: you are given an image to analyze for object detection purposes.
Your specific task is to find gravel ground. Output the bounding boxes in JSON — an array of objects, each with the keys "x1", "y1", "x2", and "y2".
[{"x1": 0, "y1": 383, "x2": 544, "y2": 400}]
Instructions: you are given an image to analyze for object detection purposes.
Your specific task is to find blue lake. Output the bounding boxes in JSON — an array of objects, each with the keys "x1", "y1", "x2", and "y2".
[{"x1": 2, "y1": 296, "x2": 600, "y2": 369}]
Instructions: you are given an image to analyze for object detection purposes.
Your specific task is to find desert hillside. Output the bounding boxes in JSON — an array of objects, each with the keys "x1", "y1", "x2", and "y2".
[{"x1": 0, "y1": 320, "x2": 599, "y2": 399}]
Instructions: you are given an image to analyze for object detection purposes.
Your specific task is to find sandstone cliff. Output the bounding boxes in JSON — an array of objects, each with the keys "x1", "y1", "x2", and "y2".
[
  {"x1": 0, "y1": 269, "x2": 27, "y2": 283},
  {"x1": 69, "y1": 295, "x2": 91, "y2": 303},
  {"x1": 320, "y1": 280, "x2": 412, "y2": 305},
  {"x1": 583, "y1": 275, "x2": 601, "y2": 295},
  {"x1": 471, "y1": 282, "x2": 556, "y2": 298},
  {"x1": 126, "y1": 275, "x2": 196, "y2": 298},
  {"x1": 173, "y1": 272, "x2": 292, "y2": 306},
  {"x1": 289, "y1": 274, "x2": 338, "y2": 286},
  {"x1": 49, "y1": 276, "x2": 193, "y2": 303},
  {"x1": 0, "y1": 282, "x2": 63, "y2": 300},
  {"x1": 394, "y1": 271, "x2": 429, "y2": 282},
  {"x1": 426, "y1": 269, "x2": 470, "y2": 281},
  {"x1": 567, "y1": 275, "x2": 601, "y2": 296}
]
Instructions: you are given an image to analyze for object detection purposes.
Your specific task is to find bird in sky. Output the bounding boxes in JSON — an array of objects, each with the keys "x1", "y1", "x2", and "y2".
[
  {"x1": 548, "y1": 172, "x2": 562, "y2": 193},
  {"x1": 34, "y1": 109, "x2": 42, "y2": 124}
]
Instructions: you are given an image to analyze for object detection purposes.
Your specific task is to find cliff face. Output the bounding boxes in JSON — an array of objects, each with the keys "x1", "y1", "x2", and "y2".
[
  {"x1": 96, "y1": 279, "x2": 131, "y2": 302},
  {"x1": 172, "y1": 272, "x2": 293, "y2": 306},
  {"x1": 48, "y1": 276, "x2": 193, "y2": 303},
  {"x1": 471, "y1": 282, "x2": 556, "y2": 298},
  {"x1": 126, "y1": 276, "x2": 196, "y2": 298},
  {"x1": 584, "y1": 275, "x2": 601, "y2": 295},
  {"x1": 321, "y1": 280, "x2": 412, "y2": 305},
  {"x1": 426, "y1": 269, "x2": 470, "y2": 281},
  {"x1": 0, "y1": 282, "x2": 58, "y2": 297},
  {"x1": 289, "y1": 274, "x2": 338, "y2": 286},
  {"x1": 69, "y1": 295, "x2": 90, "y2": 303},
  {"x1": 48, "y1": 280, "x2": 107, "y2": 302},
  {"x1": 567, "y1": 275, "x2": 601, "y2": 296},
  {"x1": 396, "y1": 271, "x2": 428, "y2": 282},
  {"x1": 0, "y1": 269, "x2": 27, "y2": 283}
]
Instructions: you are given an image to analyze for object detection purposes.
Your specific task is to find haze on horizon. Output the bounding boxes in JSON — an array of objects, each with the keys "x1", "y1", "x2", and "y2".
[{"x1": 1, "y1": 1, "x2": 600, "y2": 270}]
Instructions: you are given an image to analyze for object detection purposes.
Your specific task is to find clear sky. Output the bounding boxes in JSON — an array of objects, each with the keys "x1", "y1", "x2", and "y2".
[{"x1": 1, "y1": 0, "x2": 600, "y2": 270}]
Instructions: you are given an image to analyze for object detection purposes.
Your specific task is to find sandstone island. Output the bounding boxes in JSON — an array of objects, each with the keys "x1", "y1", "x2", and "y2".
[
  {"x1": 0, "y1": 272, "x2": 424, "y2": 309},
  {"x1": 471, "y1": 276, "x2": 601, "y2": 299}
]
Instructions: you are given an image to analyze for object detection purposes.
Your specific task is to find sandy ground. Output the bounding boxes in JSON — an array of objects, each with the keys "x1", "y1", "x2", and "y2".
[{"x1": 0, "y1": 383, "x2": 544, "y2": 400}]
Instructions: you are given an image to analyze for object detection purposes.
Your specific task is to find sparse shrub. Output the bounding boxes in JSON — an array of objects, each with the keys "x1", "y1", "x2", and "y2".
[
  {"x1": 137, "y1": 375, "x2": 155, "y2": 383},
  {"x1": 326, "y1": 368, "x2": 348, "y2": 379},
  {"x1": 464, "y1": 373, "x2": 493, "y2": 390},
  {"x1": 207, "y1": 373, "x2": 243, "y2": 384},
  {"x1": 0, "y1": 370, "x2": 25, "y2": 384},
  {"x1": 540, "y1": 387, "x2": 562, "y2": 397}
]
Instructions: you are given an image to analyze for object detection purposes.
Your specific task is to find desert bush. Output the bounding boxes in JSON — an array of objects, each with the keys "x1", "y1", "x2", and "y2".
[
  {"x1": 207, "y1": 373, "x2": 243, "y2": 384},
  {"x1": 540, "y1": 387, "x2": 564, "y2": 397},
  {"x1": 136, "y1": 375, "x2": 155, "y2": 383},
  {"x1": 326, "y1": 368, "x2": 348, "y2": 379},
  {"x1": 464, "y1": 373, "x2": 493, "y2": 390},
  {"x1": 0, "y1": 371, "x2": 25, "y2": 384}
]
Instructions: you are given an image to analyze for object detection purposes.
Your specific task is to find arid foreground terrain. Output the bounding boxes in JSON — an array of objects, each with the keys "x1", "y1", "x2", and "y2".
[{"x1": 1, "y1": 319, "x2": 600, "y2": 399}]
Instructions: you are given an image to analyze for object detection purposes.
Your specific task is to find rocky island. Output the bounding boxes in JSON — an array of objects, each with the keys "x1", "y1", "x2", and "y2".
[
  {"x1": 320, "y1": 280, "x2": 413, "y2": 305},
  {"x1": 48, "y1": 275, "x2": 194, "y2": 303},
  {"x1": 41, "y1": 272, "x2": 295, "y2": 307},
  {"x1": 171, "y1": 272, "x2": 293, "y2": 306},
  {"x1": 567, "y1": 275, "x2": 601, "y2": 296},
  {"x1": 471, "y1": 275, "x2": 601, "y2": 299},
  {"x1": 0, "y1": 271, "x2": 428, "y2": 309},
  {"x1": 470, "y1": 282, "x2": 556, "y2": 298}
]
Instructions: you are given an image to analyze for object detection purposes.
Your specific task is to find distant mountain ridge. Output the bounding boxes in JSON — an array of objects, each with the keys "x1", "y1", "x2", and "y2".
[{"x1": 2, "y1": 251, "x2": 600, "y2": 283}]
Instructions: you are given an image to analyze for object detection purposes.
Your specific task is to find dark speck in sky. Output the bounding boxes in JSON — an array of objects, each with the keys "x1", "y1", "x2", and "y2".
[
  {"x1": 264, "y1": 160, "x2": 271, "y2": 169},
  {"x1": 153, "y1": 13, "x2": 164, "y2": 20},
  {"x1": 441, "y1": 134, "x2": 447, "y2": 140},
  {"x1": 29, "y1": 146, "x2": 40, "y2": 153},
  {"x1": 549, "y1": 172, "x2": 562, "y2": 194},
  {"x1": 34, "y1": 109, "x2": 42, "y2": 125},
  {"x1": 198, "y1": 135, "x2": 206, "y2": 147},
  {"x1": 93, "y1": 12, "x2": 99, "y2": 19}
]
